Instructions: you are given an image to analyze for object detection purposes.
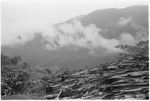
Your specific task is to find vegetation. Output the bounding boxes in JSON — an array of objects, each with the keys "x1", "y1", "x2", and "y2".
[
  {"x1": 1, "y1": 40, "x2": 149, "y2": 99},
  {"x1": 1, "y1": 55, "x2": 33, "y2": 96}
]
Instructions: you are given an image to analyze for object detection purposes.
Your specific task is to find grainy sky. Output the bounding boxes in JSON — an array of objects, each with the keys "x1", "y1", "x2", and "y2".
[{"x1": 1, "y1": 0, "x2": 148, "y2": 44}]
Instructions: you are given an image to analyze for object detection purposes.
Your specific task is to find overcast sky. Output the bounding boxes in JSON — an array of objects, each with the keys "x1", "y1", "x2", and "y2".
[{"x1": 1, "y1": 0, "x2": 148, "y2": 44}]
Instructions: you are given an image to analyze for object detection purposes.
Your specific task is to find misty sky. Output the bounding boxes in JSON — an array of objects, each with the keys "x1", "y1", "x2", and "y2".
[{"x1": 1, "y1": 0, "x2": 148, "y2": 44}]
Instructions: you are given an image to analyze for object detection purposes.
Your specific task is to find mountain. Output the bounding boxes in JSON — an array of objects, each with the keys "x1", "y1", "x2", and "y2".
[
  {"x1": 1, "y1": 5, "x2": 148, "y2": 71},
  {"x1": 80, "y1": 5, "x2": 148, "y2": 40}
]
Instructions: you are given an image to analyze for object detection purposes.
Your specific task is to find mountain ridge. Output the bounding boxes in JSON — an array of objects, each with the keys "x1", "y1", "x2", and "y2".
[{"x1": 2, "y1": 5, "x2": 148, "y2": 71}]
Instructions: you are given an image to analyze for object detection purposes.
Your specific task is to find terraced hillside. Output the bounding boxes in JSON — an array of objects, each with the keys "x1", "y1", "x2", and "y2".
[
  {"x1": 1, "y1": 41, "x2": 149, "y2": 100},
  {"x1": 39, "y1": 41, "x2": 149, "y2": 100}
]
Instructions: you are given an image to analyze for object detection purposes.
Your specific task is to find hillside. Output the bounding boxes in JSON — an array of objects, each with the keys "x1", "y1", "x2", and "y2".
[
  {"x1": 36, "y1": 41, "x2": 149, "y2": 100},
  {"x1": 1, "y1": 5, "x2": 148, "y2": 70},
  {"x1": 80, "y1": 5, "x2": 148, "y2": 39},
  {"x1": 2, "y1": 40, "x2": 149, "y2": 100}
]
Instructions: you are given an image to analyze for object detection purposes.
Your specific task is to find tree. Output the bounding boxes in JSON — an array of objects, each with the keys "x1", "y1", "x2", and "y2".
[{"x1": 1, "y1": 54, "x2": 32, "y2": 96}]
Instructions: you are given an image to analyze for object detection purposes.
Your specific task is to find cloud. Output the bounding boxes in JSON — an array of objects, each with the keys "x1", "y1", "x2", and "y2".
[
  {"x1": 2, "y1": 18, "x2": 53, "y2": 45},
  {"x1": 119, "y1": 33, "x2": 136, "y2": 45},
  {"x1": 2, "y1": 32, "x2": 36, "y2": 46},
  {"x1": 131, "y1": 23, "x2": 148, "y2": 42},
  {"x1": 3, "y1": 20, "x2": 138, "y2": 55},
  {"x1": 44, "y1": 21, "x2": 124, "y2": 54},
  {"x1": 117, "y1": 17, "x2": 132, "y2": 26},
  {"x1": 117, "y1": 16, "x2": 148, "y2": 43}
]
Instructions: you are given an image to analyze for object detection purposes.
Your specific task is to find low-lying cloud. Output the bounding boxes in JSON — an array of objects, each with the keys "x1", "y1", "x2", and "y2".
[
  {"x1": 3, "y1": 20, "x2": 138, "y2": 55},
  {"x1": 119, "y1": 33, "x2": 136, "y2": 45},
  {"x1": 117, "y1": 17, "x2": 133, "y2": 26},
  {"x1": 43, "y1": 21, "x2": 136, "y2": 53}
]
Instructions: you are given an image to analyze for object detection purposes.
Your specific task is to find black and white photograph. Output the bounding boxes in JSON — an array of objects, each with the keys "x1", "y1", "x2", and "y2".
[{"x1": 1, "y1": 0, "x2": 149, "y2": 100}]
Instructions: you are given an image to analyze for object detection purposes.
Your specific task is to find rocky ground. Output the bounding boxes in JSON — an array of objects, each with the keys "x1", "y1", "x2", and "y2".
[
  {"x1": 1, "y1": 41, "x2": 149, "y2": 100},
  {"x1": 41, "y1": 54, "x2": 149, "y2": 100}
]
